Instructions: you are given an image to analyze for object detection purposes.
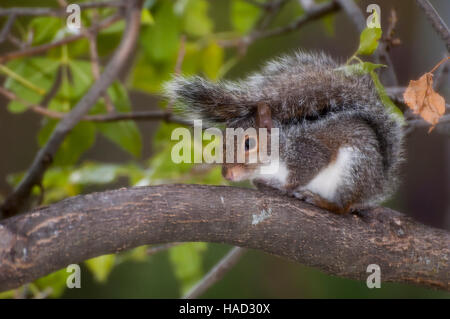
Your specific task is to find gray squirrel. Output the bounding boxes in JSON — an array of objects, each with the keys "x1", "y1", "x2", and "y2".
[{"x1": 164, "y1": 51, "x2": 404, "y2": 214}]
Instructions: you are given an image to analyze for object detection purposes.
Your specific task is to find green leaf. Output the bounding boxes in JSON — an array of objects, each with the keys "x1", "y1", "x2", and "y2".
[
  {"x1": 29, "y1": 17, "x2": 63, "y2": 45},
  {"x1": 181, "y1": 42, "x2": 202, "y2": 75},
  {"x1": 41, "y1": 167, "x2": 77, "y2": 203},
  {"x1": 38, "y1": 120, "x2": 96, "y2": 166},
  {"x1": 34, "y1": 268, "x2": 68, "y2": 298},
  {"x1": 0, "y1": 289, "x2": 16, "y2": 299},
  {"x1": 131, "y1": 53, "x2": 174, "y2": 93},
  {"x1": 140, "y1": 1, "x2": 180, "y2": 62},
  {"x1": 118, "y1": 245, "x2": 150, "y2": 263},
  {"x1": 182, "y1": 0, "x2": 213, "y2": 37},
  {"x1": 141, "y1": 8, "x2": 155, "y2": 25},
  {"x1": 202, "y1": 41, "x2": 224, "y2": 80},
  {"x1": 336, "y1": 61, "x2": 385, "y2": 76},
  {"x1": 85, "y1": 254, "x2": 116, "y2": 283},
  {"x1": 48, "y1": 61, "x2": 94, "y2": 113},
  {"x1": 356, "y1": 27, "x2": 382, "y2": 56},
  {"x1": 169, "y1": 242, "x2": 207, "y2": 295},
  {"x1": 150, "y1": 142, "x2": 194, "y2": 180},
  {"x1": 69, "y1": 163, "x2": 120, "y2": 185},
  {"x1": 95, "y1": 83, "x2": 142, "y2": 158},
  {"x1": 369, "y1": 71, "x2": 404, "y2": 124},
  {"x1": 148, "y1": 122, "x2": 195, "y2": 181},
  {"x1": 97, "y1": 121, "x2": 142, "y2": 158},
  {"x1": 67, "y1": 60, "x2": 95, "y2": 98},
  {"x1": 231, "y1": 0, "x2": 261, "y2": 34},
  {"x1": 4, "y1": 58, "x2": 60, "y2": 113}
]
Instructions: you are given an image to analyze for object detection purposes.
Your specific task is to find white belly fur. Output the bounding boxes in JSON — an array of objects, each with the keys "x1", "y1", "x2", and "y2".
[
  {"x1": 303, "y1": 146, "x2": 355, "y2": 201},
  {"x1": 255, "y1": 161, "x2": 289, "y2": 185}
]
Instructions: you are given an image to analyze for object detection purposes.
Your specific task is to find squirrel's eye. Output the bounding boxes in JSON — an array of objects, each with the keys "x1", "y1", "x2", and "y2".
[{"x1": 245, "y1": 137, "x2": 257, "y2": 151}]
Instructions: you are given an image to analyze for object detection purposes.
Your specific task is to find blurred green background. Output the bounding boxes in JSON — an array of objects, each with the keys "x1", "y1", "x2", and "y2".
[{"x1": 0, "y1": 0, "x2": 449, "y2": 298}]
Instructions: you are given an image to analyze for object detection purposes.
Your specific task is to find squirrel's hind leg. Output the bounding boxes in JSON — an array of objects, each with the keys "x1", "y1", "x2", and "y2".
[{"x1": 293, "y1": 189, "x2": 351, "y2": 214}]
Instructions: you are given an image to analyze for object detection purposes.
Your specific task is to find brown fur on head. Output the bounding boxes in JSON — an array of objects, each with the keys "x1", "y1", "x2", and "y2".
[{"x1": 222, "y1": 103, "x2": 273, "y2": 182}]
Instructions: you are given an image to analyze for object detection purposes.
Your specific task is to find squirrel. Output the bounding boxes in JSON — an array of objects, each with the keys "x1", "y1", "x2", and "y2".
[{"x1": 164, "y1": 51, "x2": 404, "y2": 214}]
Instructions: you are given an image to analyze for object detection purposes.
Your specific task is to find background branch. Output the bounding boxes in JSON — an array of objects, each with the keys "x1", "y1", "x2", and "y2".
[
  {"x1": 415, "y1": 0, "x2": 450, "y2": 52},
  {"x1": 0, "y1": 1, "x2": 126, "y2": 17},
  {"x1": 0, "y1": 184, "x2": 448, "y2": 293},
  {"x1": 0, "y1": 13, "x2": 122, "y2": 64},
  {"x1": 184, "y1": 247, "x2": 246, "y2": 299},
  {"x1": 0, "y1": 14, "x2": 16, "y2": 44},
  {"x1": 219, "y1": 1, "x2": 339, "y2": 48}
]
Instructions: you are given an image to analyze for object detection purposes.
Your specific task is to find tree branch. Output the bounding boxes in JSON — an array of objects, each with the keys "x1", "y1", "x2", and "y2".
[
  {"x1": 219, "y1": 1, "x2": 339, "y2": 48},
  {"x1": 0, "y1": 13, "x2": 16, "y2": 43},
  {"x1": 0, "y1": 13, "x2": 122, "y2": 64},
  {"x1": 0, "y1": 1, "x2": 126, "y2": 17},
  {"x1": 415, "y1": 0, "x2": 450, "y2": 52},
  {"x1": 0, "y1": 184, "x2": 448, "y2": 293},
  {"x1": 0, "y1": 0, "x2": 143, "y2": 219},
  {"x1": 251, "y1": 1, "x2": 339, "y2": 40}
]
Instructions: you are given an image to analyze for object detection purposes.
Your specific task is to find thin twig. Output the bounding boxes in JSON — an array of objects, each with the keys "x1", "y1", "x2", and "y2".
[
  {"x1": 0, "y1": 1, "x2": 126, "y2": 17},
  {"x1": 0, "y1": 0, "x2": 144, "y2": 219},
  {"x1": 0, "y1": 13, "x2": 122, "y2": 64},
  {"x1": 429, "y1": 56, "x2": 450, "y2": 73},
  {"x1": 0, "y1": 86, "x2": 192, "y2": 126},
  {"x1": 383, "y1": 9, "x2": 401, "y2": 50},
  {"x1": 166, "y1": 35, "x2": 187, "y2": 112},
  {"x1": 83, "y1": 111, "x2": 191, "y2": 125},
  {"x1": 6, "y1": 34, "x2": 24, "y2": 49},
  {"x1": 219, "y1": 1, "x2": 339, "y2": 48},
  {"x1": 407, "y1": 114, "x2": 450, "y2": 130},
  {"x1": 249, "y1": 1, "x2": 339, "y2": 42},
  {"x1": 183, "y1": 247, "x2": 247, "y2": 299},
  {"x1": 174, "y1": 35, "x2": 186, "y2": 76},
  {"x1": 254, "y1": 0, "x2": 289, "y2": 30},
  {"x1": 415, "y1": 0, "x2": 450, "y2": 52},
  {"x1": 434, "y1": 63, "x2": 448, "y2": 91},
  {"x1": 85, "y1": 24, "x2": 116, "y2": 112},
  {"x1": 0, "y1": 14, "x2": 16, "y2": 43}
]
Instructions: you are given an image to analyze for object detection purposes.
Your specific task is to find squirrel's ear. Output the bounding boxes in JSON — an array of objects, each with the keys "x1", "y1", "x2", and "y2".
[{"x1": 256, "y1": 102, "x2": 272, "y2": 132}]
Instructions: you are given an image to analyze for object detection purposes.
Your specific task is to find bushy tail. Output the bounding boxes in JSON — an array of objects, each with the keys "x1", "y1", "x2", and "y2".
[
  {"x1": 356, "y1": 110, "x2": 405, "y2": 199},
  {"x1": 164, "y1": 75, "x2": 255, "y2": 126}
]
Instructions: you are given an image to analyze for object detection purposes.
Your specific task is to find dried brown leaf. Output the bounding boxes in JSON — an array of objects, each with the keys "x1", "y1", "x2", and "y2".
[{"x1": 403, "y1": 72, "x2": 445, "y2": 132}]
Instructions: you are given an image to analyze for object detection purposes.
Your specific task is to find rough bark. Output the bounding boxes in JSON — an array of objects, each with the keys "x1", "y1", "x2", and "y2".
[{"x1": 0, "y1": 184, "x2": 448, "y2": 292}]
